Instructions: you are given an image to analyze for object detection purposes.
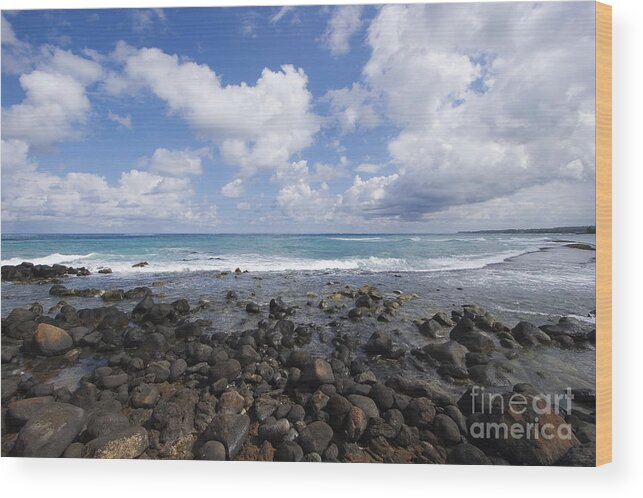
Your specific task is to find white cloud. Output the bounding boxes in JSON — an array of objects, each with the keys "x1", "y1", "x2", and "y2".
[
  {"x1": 1, "y1": 14, "x2": 19, "y2": 45},
  {"x1": 324, "y1": 83, "x2": 380, "y2": 134},
  {"x1": 147, "y1": 147, "x2": 209, "y2": 176},
  {"x1": 107, "y1": 111, "x2": 132, "y2": 128},
  {"x1": 277, "y1": 180, "x2": 341, "y2": 222},
  {"x1": 106, "y1": 43, "x2": 320, "y2": 176},
  {"x1": 341, "y1": 2, "x2": 596, "y2": 221},
  {"x1": 1, "y1": 139, "x2": 217, "y2": 228},
  {"x1": 270, "y1": 6, "x2": 295, "y2": 24},
  {"x1": 236, "y1": 202, "x2": 251, "y2": 210},
  {"x1": 132, "y1": 9, "x2": 166, "y2": 32},
  {"x1": 1, "y1": 30, "x2": 103, "y2": 149},
  {"x1": 221, "y1": 178, "x2": 245, "y2": 198},
  {"x1": 322, "y1": 6, "x2": 363, "y2": 56},
  {"x1": 355, "y1": 163, "x2": 382, "y2": 174}
]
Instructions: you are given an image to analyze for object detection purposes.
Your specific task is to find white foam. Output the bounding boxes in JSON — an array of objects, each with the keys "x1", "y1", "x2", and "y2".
[
  {"x1": 1, "y1": 253, "x2": 96, "y2": 266},
  {"x1": 327, "y1": 237, "x2": 383, "y2": 242}
]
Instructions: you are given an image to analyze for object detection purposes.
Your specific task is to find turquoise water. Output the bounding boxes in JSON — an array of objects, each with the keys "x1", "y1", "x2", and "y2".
[{"x1": 0, "y1": 232, "x2": 595, "y2": 274}]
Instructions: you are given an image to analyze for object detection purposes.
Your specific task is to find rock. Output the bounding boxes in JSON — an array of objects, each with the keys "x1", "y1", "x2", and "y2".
[
  {"x1": 346, "y1": 406, "x2": 368, "y2": 442},
  {"x1": 83, "y1": 427, "x2": 148, "y2": 459},
  {"x1": 98, "y1": 268, "x2": 112, "y2": 274},
  {"x1": 355, "y1": 295, "x2": 373, "y2": 308},
  {"x1": 99, "y1": 373, "x2": 129, "y2": 389},
  {"x1": 432, "y1": 414, "x2": 461, "y2": 446},
  {"x1": 152, "y1": 388, "x2": 199, "y2": 443},
  {"x1": 419, "y1": 319, "x2": 446, "y2": 338},
  {"x1": 275, "y1": 441, "x2": 304, "y2": 462},
  {"x1": 347, "y1": 394, "x2": 379, "y2": 420},
  {"x1": 298, "y1": 421, "x2": 333, "y2": 454},
  {"x1": 424, "y1": 340, "x2": 469, "y2": 371},
  {"x1": 511, "y1": 321, "x2": 552, "y2": 347},
  {"x1": 146, "y1": 361, "x2": 171, "y2": 383},
  {"x1": 130, "y1": 384, "x2": 160, "y2": 409},
  {"x1": 541, "y1": 317, "x2": 591, "y2": 340},
  {"x1": 449, "y1": 318, "x2": 495, "y2": 353},
  {"x1": 169, "y1": 359, "x2": 188, "y2": 382},
  {"x1": 403, "y1": 397, "x2": 436, "y2": 427},
  {"x1": 219, "y1": 390, "x2": 245, "y2": 415},
  {"x1": 301, "y1": 358, "x2": 335, "y2": 386},
  {"x1": 199, "y1": 440, "x2": 226, "y2": 460},
  {"x1": 364, "y1": 331, "x2": 393, "y2": 355},
  {"x1": 209, "y1": 359, "x2": 241, "y2": 383},
  {"x1": 447, "y1": 443, "x2": 491, "y2": 465},
  {"x1": 259, "y1": 418, "x2": 291, "y2": 443},
  {"x1": 85, "y1": 410, "x2": 130, "y2": 440},
  {"x1": 204, "y1": 414, "x2": 250, "y2": 459},
  {"x1": 132, "y1": 261, "x2": 149, "y2": 268},
  {"x1": 245, "y1": 302, "x2": 260, "y2": 314},
  {"x1": 254, "y1": 396, "x2": 280, "y2": 422},
  {"x1": 368, "y1": 383, "x2": 395, "y2": 411},
  {"x1": 15, "y1": 403, "x2": 85, "y2": 457},
  {"x1": 467, "y1": 364, "x2": 508, "y2": 387},
  {"x1": 171, "y1": 298, "x2": 190, "y2": 314},
  {"x1": 31, "y1": 323, "x2": 73, "y2": 356},
  {"x1": 432, "y1": 311, "x2": 454, "y2": 327},
  {"x1": 102, "y1": 289, "x2": 125, "y2": 301},
  {"x1": 8, "y1": 396, "x2": 55, "y2": 426},
  {"x1": 63, "y1": 442, "x2": 85, "y2": 458}
]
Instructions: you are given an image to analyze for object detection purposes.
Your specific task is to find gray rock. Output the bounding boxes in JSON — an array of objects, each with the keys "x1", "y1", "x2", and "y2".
[
  {"x1": 275, "y1": 441, "x2": 304, "y2": 462},
  {"x1": 199, "y1": 440, "x2": 227, "y2": 460},
  {"x1": 15, "y1": 403, "x2": 85, "y2": 457},
  {"x1": 85, "y1": 410, "x2": 130, "y2": 440},
  {"x1": 347, "y1": 394, "x2": 379, "y2": 420},
  {"x1": 403, "y1": 397, "x2": 436, "y2": 428},
  {"x1": 298, "y1": 421, "x2": 333, "y2": 454},
  {"x1": 83, "y1": 427, "x2": 148, "y2": 459},
  {"x1": 511, "y1": 321, "x2": 552, "y2": 347},
  {"x1": 432, "y1": 413, "x2": 462, "y2": 446},
  {"x1": 7, "y1": 396, "x2": 54, "y2": 426},
  {"x1": 130, "y1": 384, "x2": 160, "y2": 409},
  {"x1": 204, "y1": 413, "x2": 250, "y2": 459},
  {"x1": 30, "y1": 323, "x2": 73, "y2": 356},
  {"x1": 364, "y1": 331, "x2": 393, "y2": 355}
]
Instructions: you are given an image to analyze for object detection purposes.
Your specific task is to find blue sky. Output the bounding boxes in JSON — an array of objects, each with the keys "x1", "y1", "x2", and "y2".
[{"x1": 1, "y1": 3, "x2": 596, "y2": 233}]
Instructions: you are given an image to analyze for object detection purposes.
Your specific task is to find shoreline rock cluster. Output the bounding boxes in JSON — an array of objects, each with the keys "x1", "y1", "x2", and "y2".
[
  {"x1": 1, "y1": 266, "x2": 596, "y2": 465},
  {"x1": 2, "y1": 262, "x2": 90, "y2": 283}
]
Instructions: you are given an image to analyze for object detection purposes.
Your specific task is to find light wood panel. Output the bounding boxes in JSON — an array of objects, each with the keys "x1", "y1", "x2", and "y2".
[{"x1": 595, "y1": 1, "x2": 612, "y2": 467}]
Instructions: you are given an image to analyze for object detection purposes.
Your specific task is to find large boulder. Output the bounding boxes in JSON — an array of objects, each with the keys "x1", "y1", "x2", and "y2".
[
  {"x1": 424, "y1": 341, "x2": 469, "y2": 370},
  {"x1": 31, "y1": 323, "x2": 73, "y2": 356},
  {"x1": 541, "y1": 317, "x2": 591, "y2": 340},
  {"x1": 15, "y1": 403, "x2": 85, "y2": 457},
  {"x1": 7, "y1": 396, "x2": 55, "y2": 426}
]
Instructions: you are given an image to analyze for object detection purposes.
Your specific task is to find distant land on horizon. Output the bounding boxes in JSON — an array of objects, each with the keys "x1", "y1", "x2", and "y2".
[{"x1": 459, "y1": 226, "x2": 596, "y2": 234}]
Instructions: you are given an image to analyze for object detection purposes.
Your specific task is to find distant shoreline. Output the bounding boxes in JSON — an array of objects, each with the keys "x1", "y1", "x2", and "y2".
[{"x1": 459, "y1": 226, "x2": 596, "y2": 235}]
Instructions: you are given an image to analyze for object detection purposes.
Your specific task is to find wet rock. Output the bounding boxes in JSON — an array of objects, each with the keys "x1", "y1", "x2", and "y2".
[
  {"x1": 30, "y1": 323, "x2": 73, "y2": 356},
  {"x1": 15, "y1": 403, "x2": 85, "y2": 457},
  {"x1": 102, "y1": 289, "x2": 125, "y2": 302},
  {"x1": 419, "y1": 319, "x2": 447, "y2": 338},
  {"x1": 511, "y1": 321, "x2": 552, "y2": 347},
  {"x1": 541, "y1": 317, "x2": 591, "y2": 340},
  {"x1": 204, "y1": 413, "x2": 250, "y2": 459},
  {"x1": 83, "y1": 427, "x2": 149, "y2": 459},
  {"x1": 132, "y1": 262, "x2": 149, "y2": 268},
  {"x1": 355, "y1": 295, "x2": 373, "y2": 308},
  {"x1": 449, "y1": 318, "x2": 495, "y2": 353},
  {"x1": 424, "y1": 340, "x2": 468, "y2": 370},
  {"x1": 245, "y1": 302, "x2": 260, "y2": 314},
  {"x1": 364, "y1": 331, "x2": 392, "y2": 355}
]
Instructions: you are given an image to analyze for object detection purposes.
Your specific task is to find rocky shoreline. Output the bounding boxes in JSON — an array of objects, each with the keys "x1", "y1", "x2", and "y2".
[{"x1": 1, "y1": 263, "x2": 596, "y2": 464}]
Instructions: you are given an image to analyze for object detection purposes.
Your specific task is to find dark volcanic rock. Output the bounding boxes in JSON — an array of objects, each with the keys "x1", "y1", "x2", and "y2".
[
  {"x1": 204, "y1": 413, "x2": 250, "y2": 459},
  {"x1": 85, "y1": 410, "x2": 130, "y2": 440},
  {"x1": 298, "y1": 421, "x2": 333, "y2": 454},
  {"x1": 364, "y1": 331, "x2": 393, "y2": 355},
  {"x1": 152, "y1": 388, "x2": 199, "y2": 443},
  {"x1": 511, "y1": 321, "x2": 552, "y2": 347},
  {"x1": 301, "y1": 358, "x2": 335, "y2": 386},
  {"x1": 15, "y1": 403, "x2": 85, "y2": 457},
  {"x1": 449, "y1": 318, "x2": 495, "y2": 353},
  {"x1": 199, "y1": 440, "x2": 226, "y2": 460},
  {"x1": 447, "y1": 443, "x2": 491, "y2": 465},
  {"x1": 275, "y1": 441, "x2": 304, "y2": 462},
  {"x1": 403, "y1": 397, "x2": 436, "y2": 428}
]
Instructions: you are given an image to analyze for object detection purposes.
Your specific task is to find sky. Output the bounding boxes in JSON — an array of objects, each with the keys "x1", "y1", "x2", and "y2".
[{"x1": 1, "y1": 3, "x2": 596, "y2": 233}]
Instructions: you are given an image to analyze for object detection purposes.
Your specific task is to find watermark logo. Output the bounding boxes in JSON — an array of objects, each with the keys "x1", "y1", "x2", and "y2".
[{"x1": 468, "y1": 386, "x2": 574, "y2": 441}]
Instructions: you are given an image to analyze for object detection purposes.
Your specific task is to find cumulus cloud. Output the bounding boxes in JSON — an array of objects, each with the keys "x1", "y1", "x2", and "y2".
[
  {"x1": 339, "y1": 2, "x2": 596, "y2": 221},
  {"x1": 322, "y1": 6, "x2": 364, "y2": 56},
  {"x1": 1, "y1": 139, "x2": 216, "y2": 228},
  {"x1": 107, "y1": 111, "x2": 132, "y2": 128},
  {"x1": 1, "y1": 30, "x2": 103, "y2": 149},
  {"x1": 324, "y1": 83, "x2": 380, "y2": 134},
  {"x1": 147, "y1": 147, "x2": 209, "y2": 176},
  {"x1": 277, "y1": 180, "x2": 341, "y2": 222},
  {"x1": 106, "y1": 43, "x2": 320, "y2": 176}
]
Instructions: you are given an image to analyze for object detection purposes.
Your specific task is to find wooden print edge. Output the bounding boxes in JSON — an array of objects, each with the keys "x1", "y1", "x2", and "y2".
[{"x1": 595, "y1": 1, "x2": 612, "y2": 466}]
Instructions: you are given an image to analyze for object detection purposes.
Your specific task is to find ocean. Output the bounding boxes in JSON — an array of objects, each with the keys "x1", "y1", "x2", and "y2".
[{"x1": 1, "y1": 232, "x2": 596, "y2": 392}]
